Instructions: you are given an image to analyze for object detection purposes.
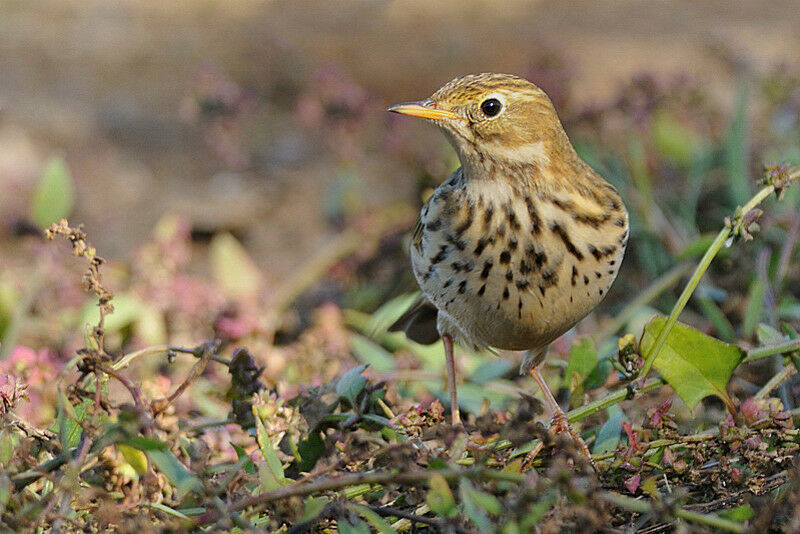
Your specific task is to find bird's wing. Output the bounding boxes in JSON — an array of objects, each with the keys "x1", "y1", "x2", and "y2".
[{"x1": 387, "y1": 294, "x2": 440, "y2": 345}]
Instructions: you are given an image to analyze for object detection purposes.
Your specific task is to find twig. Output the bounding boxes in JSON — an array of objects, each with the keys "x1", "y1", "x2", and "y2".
[
  {"x1": 151, "y1": 340, "x2": 220, "y2": 415},
  {"x1": 196, "y1": 467, "x2": 524, "y2": 525},
  {"x1": 600, "y1": 492, "x2": 746, "y2": 533},
  {"x1": 354, "y1": 503, "x2": 473, "y2": 534}
]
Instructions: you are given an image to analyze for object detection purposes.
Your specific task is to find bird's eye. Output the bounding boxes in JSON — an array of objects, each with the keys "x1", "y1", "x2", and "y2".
[{"x1": 480, "y1": 98, "x2": 502, "y2": 117}]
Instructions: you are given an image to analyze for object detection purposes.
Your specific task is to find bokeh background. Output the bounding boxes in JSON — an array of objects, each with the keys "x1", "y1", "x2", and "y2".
[{"x1": 2, "y1": 0, "x2": 799, "y2": 277}]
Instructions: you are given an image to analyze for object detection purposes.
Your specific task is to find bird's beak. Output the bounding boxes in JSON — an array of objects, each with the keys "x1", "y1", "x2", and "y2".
[{"x1": 388, "y1": 99, "x2": 464, "y2": 122}]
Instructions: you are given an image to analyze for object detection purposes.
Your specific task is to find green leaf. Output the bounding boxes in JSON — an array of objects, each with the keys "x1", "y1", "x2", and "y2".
[
  {"x1": 592, "y1": 405, "x2": 628, "y2": 454},
  {"x1": 650, "y1": 111, "x2": 703, "y2": 167},
  {"x1": 756, "y1": 323, "x2": 785, "y2": 345},
  {"x1": 209, "y1": 233, "x2": 262, "y2": 300},
  {"x1": 254, "y1": 407, "x2": 285, "y2": 489},
  {"x1": 459, "y1": 479, "x2": 495, "y2": 533},
  {"x1": 230, "y1": 442, "x2": 256, "y2": 474},
  {"x1": 426, "y1": 474, "x2": 457, "y2": 518},
  {"x1": 31, "y1": 155, "x2": 74, "y2": 229},
  {"x1": 51, "y1": 391, "x2": 91, "y2": 449},
  {"x1": 469, "y1": 360, "x2": 514, "y2": 385},
  {"x1": 336, "y1": 365, "x2": 367, "y2": 406},
  {"x1": 743, "y1": 279, "x2": 766, "y2": 339},
  {"x1": 350, "y1": 335, "x2": 395, "y2": 372},
  {"x1": 640, "y1": 317, "x2": 745, "y2": 412},
  {"x1": 719, "y1": 504, "x2": 755, "y2": 521},
  {"x1": 297, "y1": 431, "x2": 325, "y2": 472},
  {"x1": 117, "y1": 443, "x2": 148, "y2": 475},
  {"x1": 337, "y1": 517, "x2": 371, "y2": 534},
  {"x1": 565, "y1": 338, "x2": 597, "y2": 389},
  {"x1": 128, "y1": 440, "x2": 201, "y2": 498},
  {"x1": 349, "y1": 503, "x2": 397, "y2": 534},
  {"x1": 299, "y1": 497, "x2": 329, "y2": 523}
]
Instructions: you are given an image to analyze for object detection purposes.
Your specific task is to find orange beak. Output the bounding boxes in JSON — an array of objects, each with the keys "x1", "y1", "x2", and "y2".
[{"x1": 388, "y1": 99, "x2": 464, "y2": 122}]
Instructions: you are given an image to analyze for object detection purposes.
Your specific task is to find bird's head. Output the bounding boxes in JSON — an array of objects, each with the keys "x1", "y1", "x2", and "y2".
[{"x1": 389, "y1": 73, "x2": 572, "y2": 174}]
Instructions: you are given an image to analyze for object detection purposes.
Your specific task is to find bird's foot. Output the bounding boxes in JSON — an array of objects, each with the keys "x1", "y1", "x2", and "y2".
[{"x1": 526, "y1": 412, "x2": 595, "y2": 468}]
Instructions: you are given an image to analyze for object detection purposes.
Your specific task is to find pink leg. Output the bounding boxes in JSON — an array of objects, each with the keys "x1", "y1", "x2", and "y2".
[
  {"x1": 442, "y1": 334, "x2": 461, "y2": 426},
  {"x1": 528, "y1": 365, "x2": 593, "y2": 465}
]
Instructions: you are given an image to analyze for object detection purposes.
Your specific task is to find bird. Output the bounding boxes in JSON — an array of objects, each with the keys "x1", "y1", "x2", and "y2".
[{"x1": 387, "y1": 73, "x2": 629, "y2": 460}]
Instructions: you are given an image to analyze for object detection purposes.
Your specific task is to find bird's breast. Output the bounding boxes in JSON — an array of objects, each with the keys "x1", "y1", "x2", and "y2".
[{"x1": 411, "y1": 171, "x2": 628, "y2": 351}]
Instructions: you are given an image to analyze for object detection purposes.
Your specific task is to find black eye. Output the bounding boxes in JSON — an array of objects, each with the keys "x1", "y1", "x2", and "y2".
[{"x1": 480, "y1": 98, "x2": 502, "y2": 117}]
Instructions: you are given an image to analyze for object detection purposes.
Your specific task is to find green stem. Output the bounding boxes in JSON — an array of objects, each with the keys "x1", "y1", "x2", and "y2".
[
  {"x1": 639, "y1": 228, "x2": 730, "y2": 379},
  {"x1": 566, "y1": 378, "x2": 665, "y2": 423},
  {"x1": 746, "y1": 338, "x2": 800, "y2": 361},
  {"x1": 640, "y1": 171, "x2": 798, "y2": 380}
]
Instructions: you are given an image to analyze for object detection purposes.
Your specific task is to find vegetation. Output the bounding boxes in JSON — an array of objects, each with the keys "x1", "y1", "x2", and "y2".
[{"x1": 1, "y1": 63, "x2": 800, "y2": 532}]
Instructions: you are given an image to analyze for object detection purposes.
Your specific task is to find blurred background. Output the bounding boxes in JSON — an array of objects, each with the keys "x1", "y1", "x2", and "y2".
[
  {"x1": 1, "y1": 0, "x2": 800, "y2": 424},
  {"x1": 2, "y1": 0, "x2": 799, "y2": 273}
]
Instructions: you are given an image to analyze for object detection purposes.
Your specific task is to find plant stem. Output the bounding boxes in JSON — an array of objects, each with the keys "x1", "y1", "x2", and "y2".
[
  {"x1": 746, "y1": 338, "x2": 800, "y2": 361},
  {"x1": 755, "y1": 364, "x2": 797, "y2": 400},
  {"x1": 640, "y1": 167, "x2": 800, "y2": 380},
  {"x1": 203, "y1": 467, "x2": 525, "y2": 524},
  {"x1": 600, "y1": 492, "x2": 746, "y2": 533},
  {"x1": 567, "y1": 378, "x2": 665, "y2": 423}
]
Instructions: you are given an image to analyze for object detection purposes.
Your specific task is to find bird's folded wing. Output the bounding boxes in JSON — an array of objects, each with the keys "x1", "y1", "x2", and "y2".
[{"x1": 387, "y1": 295, "x2": 440, "y2": 345}]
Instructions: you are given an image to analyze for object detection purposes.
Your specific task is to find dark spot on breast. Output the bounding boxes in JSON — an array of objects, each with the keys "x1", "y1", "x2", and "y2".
[
  {"x1": 500, "y1": 250, "x2": 511, "y2": 264},
  {"x1": 483, "y1": 204, "x2": 495, "y2": 229},
  {"x1": 608, "y1": 269, "x2": 615, "y2": 275},
  {"x1": 431, "y1": 245, "x2": 448, "y2": 265},
  {"x1": 478, "y1": 284, "x2": 486, "y2": 296},
  {"x1": 595, "y1": 271, "x2": 602, "y2": 278},
  {"x1": 497, "y1": 222, "x2": 507, "y2": 237},
  {"x1": 571, "y1": 265, "x2": 578, "y2": 286},
  {"x1": 599, "y1": 288, "x2": 604, "y2": 295},
  {"x1": 443, "y1": 279, "x2": 452, "y2": 288},
  {"x1": 538, "y1": 285, "x2": 546, "y2": 296},
  {"x1": 541, "y1": 268, "x2": 558, "y2": 287},
  {"x1": 458, "y1": 280, "x2": 467, "y2": 294},
  {"x1": 480, "y1": 260, "x2": 493, "y2": 279},
  {"x1": 588, "y1": 244, "x2": 601, "y2": 260},
  {"x1": 505, "y1": 203, "x2": 521, "y2": 231},
  {"x1": 609, "y1": 260, "x2": 616, "y2": 266},
  {"x1": 550, "y1": 222, "x2": 584, "y2": 261},
  {"x1": 515, "y1": 279, "x2": 530, "y2": 290},
  {"x1": 508, "y1": 237, "x2": 518, "y2": 250},
  {"x1": 502, "y1": 287, "x2": 510, "y2": 300},
  {"x1": 615, "y1": 217, "x2": 626, "y2": 227},
  {"x1": 583, "y1": 275, "x2": 589, "y2": 285},
  {"x1": 519, "y1": 258, "x2": 533, "y2": 275},
  {"x1": 505, "y1": 269, "x2": 513, "y2": 281},
  {"x1": 473, "y1": 238, "x2": 488, "y2": 256},
  {"x1": 524, "y1": 195, "x2": 542, "y2": 235},
  {"x1": 518, "y1": 297, "x2": 523, "y2": 318},
  {"x1": 534, "y1": 250, "x2": 547, "y2": 267},
  {"x1": 425, "y1": 219, "x2": 442, "y2": 231},
  {"x1": 446, "y1": 234, "x2": 466, "y2": 251}
]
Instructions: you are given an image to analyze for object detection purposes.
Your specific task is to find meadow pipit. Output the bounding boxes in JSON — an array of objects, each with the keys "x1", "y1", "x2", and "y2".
[{"x1": 389, "y1": 73, "x2": 629, "y2": 460}]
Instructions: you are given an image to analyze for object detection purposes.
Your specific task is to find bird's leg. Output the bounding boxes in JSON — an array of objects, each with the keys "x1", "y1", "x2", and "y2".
[
  {"x1": 528, "y1": 365, "x2": 593, "y2": 464},
  {"x1": 442, "y1": 333, "x2": 461, "y2": 426}
]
